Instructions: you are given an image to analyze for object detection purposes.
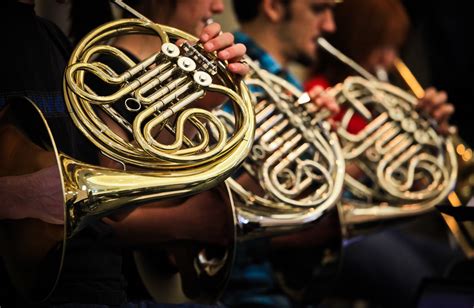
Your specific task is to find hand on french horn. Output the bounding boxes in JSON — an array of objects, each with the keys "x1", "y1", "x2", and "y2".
[
  {"x1": 176, "y1": 21, "x2": 249, "y2": 111},
  {"x1": 199, "y1": 22, "x2": 249, "y2": 77},
  {"x1": 417, "y1": 87, "x2": 455, "y2": 135},
  {"x1": 300, "y1": 85, "x2": 340, "y2": 129}
]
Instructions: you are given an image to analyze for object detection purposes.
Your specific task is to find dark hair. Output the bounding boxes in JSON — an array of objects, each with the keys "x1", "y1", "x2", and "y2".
[
  {"x1": 69, "y1": 0, "x2": 177, "y2": 46},
  {"x1": 316, "y1": 0, "x2": 410, "y2": 84},
  {"x1": 232, "y1": 0, "x2": 290, "y2": 23},
  {"x1": 70, "y1": 0, "x2": 112, "y2": 45}
]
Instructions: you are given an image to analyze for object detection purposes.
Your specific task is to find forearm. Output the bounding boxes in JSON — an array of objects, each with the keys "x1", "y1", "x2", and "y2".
[
  {"x1": 104, "y1": 189, "x2": 232, "y2": 246},
  {"x1": 0, "y1": 165, "x2": 63, "y2": 224}
]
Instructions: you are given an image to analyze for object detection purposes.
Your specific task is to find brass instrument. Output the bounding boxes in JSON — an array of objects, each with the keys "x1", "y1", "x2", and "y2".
[
  {"x1": 318, "y1": 38, "x2": 458, "y2": 229},
  {"x1": 0, "y1": 0, "x2": 255, "y2": 302},
  {"x1": 393, "y1": 58, "x2": 474, "y2": 258},
  {"x1": 213, "y1": 56, "x2": 345, "y2": 238},
  {"x1": 208, "y1": 56, "x2": 345, "y2": 304},
  {"x1": 134, "y1": 12, "x2": 343, "y2": 301}
]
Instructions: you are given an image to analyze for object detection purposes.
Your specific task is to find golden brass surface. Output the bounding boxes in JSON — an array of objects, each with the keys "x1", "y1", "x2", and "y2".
[
  {"x1": 84, "y1": 1, "x2": 251, "y2": 304},
  {"x1": 62, "y1": 6, "x2": 254, "y2": 237},
  {"x1": 1, "y1": 0, "x2": 255, "y2": 302}
]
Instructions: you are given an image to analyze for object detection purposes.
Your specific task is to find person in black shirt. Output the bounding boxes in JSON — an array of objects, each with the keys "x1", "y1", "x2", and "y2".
[
  {"x1": 1, "y1": 0, "x2": 250, "y2": 306},
  {"x1": 1, "y1": 1, "x2": 125, "y2": 306}
]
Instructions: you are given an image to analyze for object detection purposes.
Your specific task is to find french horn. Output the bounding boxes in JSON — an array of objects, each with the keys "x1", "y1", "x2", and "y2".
[
  {"x1": 213, "y1": 56, "x2": 345, "y2": 238},
  {"x1": 317, "y1": 38, "x2": 458, "y2": 231},
  {"x1": 207, "y1": 56, "x2": 346, "y2": 305},
  {"x1": 136, "y1": 46, "x2": 345, "y2": 306},
  {"x1": 270, "y1": 38, "x2": 459, "y2": 305},
  {"x1": 0, "y1": 0, "x2": 255, "y2": 302},
  {"x1": 394, "y1": 58, "x2": 474, "y2": 259}
]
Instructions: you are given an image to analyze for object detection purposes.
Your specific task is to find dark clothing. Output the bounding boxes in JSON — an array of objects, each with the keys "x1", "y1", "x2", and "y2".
[
  {"x1": 0, "y1": 1, "x2": 96, "y2": 163},
  {"x1": 332, "y1": 213, "x2": 464, "y2": 308},
  {"x1": 0, "y1": 2, "x2": 126, "y2": 305}
]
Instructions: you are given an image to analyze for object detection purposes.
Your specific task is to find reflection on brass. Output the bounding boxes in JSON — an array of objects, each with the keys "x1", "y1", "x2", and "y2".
[
  {"x1": 214, "y1": 56, "x2": 345, "y2": 239},
  {"x1": 441, "y1": 213, "x2": 474, "y2": 258},
  {"x1": 442, "y1": 135, "x2": 474, "y2": 258},
  {"x1": 393, "y1": 58, "x2": 425, "y2": 99}
]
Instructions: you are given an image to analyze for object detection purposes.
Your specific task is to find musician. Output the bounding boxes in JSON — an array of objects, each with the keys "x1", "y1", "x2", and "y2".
[
  {"x1": 304, "y1": 0, "x2": 464, "y2": 306},
  {"x1": 306, "y1": 0, "x2": 454, "y2": 134},
  {"x1": 0, "y1": 1, "x2": 122, "y2": 306},
  {"x1": 69, "y1": 0, "x2": 253, "y2": 306},
  {"x1": 87, "y1": 1, "x2": 342, "y2": 306},
  {"x1": 232, "y1": 0, "x2": 340, "y2": 114},
  {"x1": 75, "y1": 0, "x2": 249, "y2": 247},
  {"x1": 221, "y1": 1, "x2": 343, "y2": 306},
  {"x1": 1, "y1": 0, "x2": 248, "y2": 306}
]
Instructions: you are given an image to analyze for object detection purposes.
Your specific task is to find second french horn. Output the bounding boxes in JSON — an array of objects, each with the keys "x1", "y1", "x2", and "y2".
[{"x1": 213, "y1": 57, "x2": 345, "y2": 238}]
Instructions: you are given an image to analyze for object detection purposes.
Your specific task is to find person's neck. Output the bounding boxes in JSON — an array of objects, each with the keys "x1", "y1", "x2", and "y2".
[
  {"x1": 113, "y1": 34, "x2": 162, "y2": 61},
  {"x1": 241, "y1": 21, "x2": 288, "y2": 69}
]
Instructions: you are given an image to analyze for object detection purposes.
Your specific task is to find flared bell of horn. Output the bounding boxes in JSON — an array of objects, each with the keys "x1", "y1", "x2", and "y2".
[
  {"x1": 0, "y1": 96, "x2": 240, "y2": 303},
  {"x1": 1, "y1": 97, "x2": 67, "y2": 302}
]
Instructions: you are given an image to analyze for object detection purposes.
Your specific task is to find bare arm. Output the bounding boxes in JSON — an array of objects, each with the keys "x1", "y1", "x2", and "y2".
[
  {"x1": 0, "y1": 124, "x2": 63, "y2": 224},
  {"x1": 103, "y1": 188, "x2": 232, "y2": 246},
  {"x1": 0, "y1": 165, "x2": 63, "y2": 224}
]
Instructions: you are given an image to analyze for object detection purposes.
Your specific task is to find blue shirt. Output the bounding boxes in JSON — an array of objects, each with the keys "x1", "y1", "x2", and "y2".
[{"x1": 233, "y1": 31, "x2": 303, "y2": 90}]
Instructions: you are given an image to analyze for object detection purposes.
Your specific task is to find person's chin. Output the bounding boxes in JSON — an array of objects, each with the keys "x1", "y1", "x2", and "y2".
[{"x1": 294, "y1": 50, "x2": 316, "y2": 66}]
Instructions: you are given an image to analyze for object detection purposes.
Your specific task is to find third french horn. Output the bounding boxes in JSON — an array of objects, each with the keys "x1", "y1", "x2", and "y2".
[{"x1": 318, "y1": 37, "x2": 458, "y2": 227}]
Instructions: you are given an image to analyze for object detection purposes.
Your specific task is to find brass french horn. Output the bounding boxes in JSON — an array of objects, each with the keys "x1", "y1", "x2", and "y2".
[
  {"x1": 213, "y1": 57, "x2": 346, "y2": 304},
  {"x1": 213, "y1": 56, "x2": 345, "y2": 238},
  {"x1": 317, "y1": 37, "x2": 458, "y2": 231},
  {"x1": 63, "y1": 0, "x2": 254, "y2": 235},
  {"x1": 135, "y1": 20, "x2": 345, "y2": 303},
  {"x1": 0, "y1": 0, "x2": 255, "y2": 302}
]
